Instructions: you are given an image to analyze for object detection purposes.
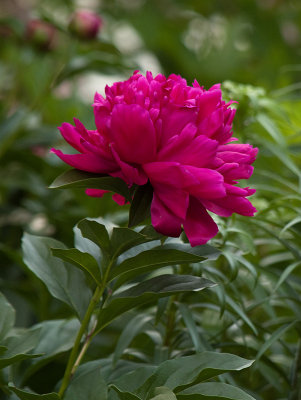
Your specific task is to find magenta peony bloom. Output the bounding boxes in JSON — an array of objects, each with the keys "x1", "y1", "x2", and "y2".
[
  {"x1": 68, "y1": 10, "x2": 102, "y2": 40},
  {"x1": 52, "y1": 71, "x2": 257, "y2": 246}
]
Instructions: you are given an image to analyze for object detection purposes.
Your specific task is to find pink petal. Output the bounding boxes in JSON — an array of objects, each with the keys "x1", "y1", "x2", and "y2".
[
  {"x1": 201, "y1": 200, "x2": 233, "y2": 217},
  {"x1": 183, "y1": 197, "x2": 219, "y2": 246},
  {"x1": 50, "y1": 149, "x2": 117, "y2": 173},
  {"x1": 111, "y1": 145, "x2": 148, "y2": 185},
  {"x1": 112, "y1": 193, "x2": 128, "y2": 205},
  {"x1": 217, "y1": 151, "x2": 253, "y2": 164},
  {"x1": 209, "y1": 83, "x2": 221, "y2": 91},
  {"x1": 151, "y1": 193, "x2": 182, "y2": 237},
  {"x1": 110, "y1": 104, "x2": 156, "y2": 164},
  {"x1": 58, "y1": 122, "x2": 86, "y2": 153},
  {"x1": 198, "y1": 108, "x2": 224, "y2": 137},
  {"x1": 153, "y1": 185, "x2": 189, "y2": 220},
  {"x1": 73, "y1": 119, "x2": 91, "y2": 142},
  {"x1": 203, "y1": 195, "x2": 257, "y2": 217},
  {"x1": 93, "y1": 91, "x2": 106, "y2": 106},
  {"x1": 197, "y1": 89, "x2": 221, "y2": 120},
  {"x1": 78, "y1": 134, "x2": 115, "y2": 166},
  {"x1": 218, "y1": 163, "x2": 254, "y2": 181},
  {"x1": 159, "y1": 105, "x2": 198, "y2": 147},
  {"x1": 218, "y1": 144, "x2": 258, "y2": 164},
  {"x1": 158, "y1": 124, "x2": 219, "y2": 168},
  {"x1": 85, "y1": 189, "x2": 128, "y2": 205},
  {"x1": 85, "y1": 189, "x2": 108, "y2": 197},
  {"x1": 94, "y1": 105, "x2": 111, "y2": 137},
  {"x1": 143, "y1": 162, "x2": 199, "y2": 188},
  {"x1": 212, "y1": 125, "x2": 233, "y2": 144},
  {"x1": 184, "y1": 166, "x2": 226, "y2": 199},
  {"x1": 224, "y1": 184, "x2": 256, "y2": 197}
]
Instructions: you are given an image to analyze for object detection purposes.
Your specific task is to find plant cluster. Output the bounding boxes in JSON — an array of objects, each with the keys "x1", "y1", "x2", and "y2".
[{"x1": 1, "y1": 1, "x2": 301, "y2": 400}]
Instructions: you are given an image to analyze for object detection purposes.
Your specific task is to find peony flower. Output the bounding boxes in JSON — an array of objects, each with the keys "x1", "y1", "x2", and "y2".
[
  {"x1": 68, "y1": 10, "x2": 102, "y2": 40},
  {"x1": 52, "y1": 71, "x2": 257, "y2": 246}
]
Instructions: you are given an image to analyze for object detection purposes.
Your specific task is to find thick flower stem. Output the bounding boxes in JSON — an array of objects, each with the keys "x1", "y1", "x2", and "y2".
[{"x1": 58, "y1": 285, "x2": 102, "y2": 398}]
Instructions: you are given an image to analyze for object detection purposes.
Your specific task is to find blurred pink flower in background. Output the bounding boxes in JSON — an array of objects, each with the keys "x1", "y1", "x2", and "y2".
[
  {"x1": 68, "y1": 10, "x2": 102, "y2": 40},
  {"x1": 52, "y1": 71, "x2": 257, "y2": 246},
  {"x1": 26, "y1": 19, "x2": 56, "y2": 50}
]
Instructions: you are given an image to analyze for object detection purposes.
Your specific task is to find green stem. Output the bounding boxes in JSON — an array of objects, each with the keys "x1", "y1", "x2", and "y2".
[
  {"x1": 71, "y1": 319, "x2": 97, "y2": 375},
  {"x1": 163, "y1": 296, "x2": 177, "y2": 354},
  {"x1": 58, "y1": 258, "x2": 115, "y2": 398},
  {"x1": 58, "y1": 285, "x2": 102, "y2": 397}
]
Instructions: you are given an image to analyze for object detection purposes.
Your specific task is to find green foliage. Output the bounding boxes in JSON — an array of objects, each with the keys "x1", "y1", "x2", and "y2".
[
  {"x1": 0, "y1": 294, "x2": 15, "y2": 341},
  {"x1": 176, "y1": 383, "x2": 255, "y2": 400},
  {"x1": 63, "y1": 362, "x2": 108, "y2": 400},
  {"x1": 110, "y1": 353, "x2": 254, "y2": 399},
  {"x1": 0, "y1": 328, "x2": 41, "y2": 369},
  {"x1": 1, "y1": 0, "x2": 301, "y2": 399},
  {"x1": 22, "y1": 234, "x2": 92, "y2": 320},
  {"x1": 8, "y1": 386, "x2": 60, "y2": 400},
  {"x1": 95, "y1": 274, "x2": 215, "y2": 333}
]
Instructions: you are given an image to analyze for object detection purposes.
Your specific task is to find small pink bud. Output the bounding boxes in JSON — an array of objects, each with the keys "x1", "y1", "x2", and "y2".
[
  {"x1": 68, "y1": 10, "x2": 102, "y2": 40},
  {"x1": 26, "y1": 19, "x2": 56, "y2": 50}
]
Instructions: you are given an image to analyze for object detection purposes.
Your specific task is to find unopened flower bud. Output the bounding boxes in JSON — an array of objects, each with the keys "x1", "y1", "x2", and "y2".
[
  {"x1": 26, "y1": 19, "x2": 56, "y2": 50},
  {"x1": 68, "y1": 10, "x2": 102, "y2": 40}
]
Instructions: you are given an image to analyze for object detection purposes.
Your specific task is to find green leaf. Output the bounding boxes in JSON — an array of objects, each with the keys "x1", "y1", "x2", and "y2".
[
  {"x1": 128, "y1": 183, "x2": 153, "y2": 227},
  {"x1": 139, "y1": 226, "x2": 164, "y2": 241},
  {"x1": 77, "y1": 219, "x2": 111, "y2": 254},
  {"x1": 273, "y1": 261, "x2": 301, "y2": 292},
  {"x1": 22, "y1": 319, "x2": 80, "y2": 381},
  {"x1": 256, "y1": 321, "x2": 297, "y2": 362},
  {"x1": 0, "y1": 109, "x2": 26, "y2": 158},
  {"x1": 110, "y1": 227, "x2": 150, "y2": 258},
  {"x1": 49, "y1": 169, "x2": 130, "y2": 201},
  {"x1": 136, "y1": 352, "x2": 253, "y2": 398},
  {"x1": 110, "y1": 248, "x2": 206, "y2": 287},
  {"x1": 110, "y1": 365, "x2": 156, "y2": 395},
  {"x1": 149, "y1": 387, "x2": 177, "y2": 400},
  {"x1": 64, "y1": 361, "x2": 108, "y2": 400},
  {"x1": 74, "y1": 221, "x2": 103, "y2": 266},
  {"x1": 8, "y1": 385, "x2": 60, "y2": 400},
  {"x1": 178, "y1": 303, "x2": 207, "y2": 352},
  {"x1": 0, "y1": 328, "x2": 41, "y2": 369},
  {"x1": 161, "y1": 243, "x2": 220, "y2": 260},
  {"x1": 113, "y1": 314, "x2": 153, "y2": 365},
  {"x1": 96, "y1": 275, "x2": 215, "y2": 332},
  {"x1": 0, "y1": 292, "x2": 15, "y2": 341},
  {"x1": 110, "y1": 385, "x2": 142, "y2": 400},
  {"x1": 51, "y1": 248, "x2": 102, "y2": 286},
  {"x1": 177, "y1": 382, "x2": 255, "y2": 400},
  {"x1": 280, "y1": 216, "x2": 301, "y2": 236},
  {"x1": 256, "y1": 113, "x2": 286, "y2": 146},
  {"x1": 225, "y1": 295, "x2": 258, "y2": 335},
  {"x1": 255, "y1": 359, "x2": 286, "y2": 393},
  {"x1": 264, "y1": 140, "x2": 301, "y2": 179},
  {"x1": 250, "y1": 218, "x2": 301, "y2": 260},
  {"x1": 22, "y1": 233, "x2": 92, "y2": 319}
]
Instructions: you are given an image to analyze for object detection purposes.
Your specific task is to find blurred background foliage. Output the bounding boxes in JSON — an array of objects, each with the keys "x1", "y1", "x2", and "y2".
[{"x1": 1, "y1": 0, "x2": 301, "y2": 399}]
